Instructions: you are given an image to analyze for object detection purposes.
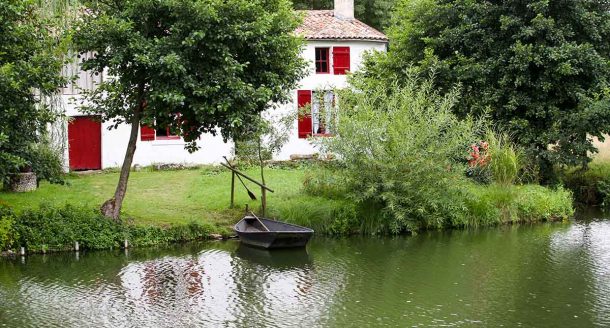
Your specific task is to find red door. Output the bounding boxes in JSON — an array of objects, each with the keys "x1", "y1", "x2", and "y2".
[{"x1": 68, "y1": 116, "x2": 102, "y2": 170}]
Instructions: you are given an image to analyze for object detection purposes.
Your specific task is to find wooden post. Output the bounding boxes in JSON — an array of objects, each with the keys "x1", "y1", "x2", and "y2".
[
  {"x1": 230, "y1": 171, "x2": 235, "y2": 208},
  {"x1": 74, "y1": 241, "x2": 79, "y2": 252},
  {"x1": 261, "y1": 187, "x2": 267, "y2": 217},
  {"x1": 257, "y1": 137, "x2": 267, "y2": 217}
]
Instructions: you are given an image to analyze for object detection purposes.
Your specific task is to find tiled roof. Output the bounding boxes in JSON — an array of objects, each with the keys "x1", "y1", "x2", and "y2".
[{"x1": 295, "y1": 10, "x2": 388, "y2": 42}]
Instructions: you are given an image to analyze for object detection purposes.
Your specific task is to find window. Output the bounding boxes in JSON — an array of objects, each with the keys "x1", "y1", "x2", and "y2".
[
  {"x1": 297, "y1": 89, "x2": 335, "y2": 138},
  {"x1": 311, "y1": 91, "x2": 335, "y2": 135},
  {"x1": 140, "y1": 114, "x2": 181, "y2": 141},
  {"x1": 315, "y1": 48, "x2": 330, "y2": 74},
  {"x1": 155, "y1": 126, "x2": 180, "y2": 140}
]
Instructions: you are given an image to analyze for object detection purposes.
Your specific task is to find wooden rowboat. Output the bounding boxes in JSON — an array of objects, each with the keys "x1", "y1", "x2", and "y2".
[{"x1": 234, "y1": 215, "x2": 314, "y2": 249}]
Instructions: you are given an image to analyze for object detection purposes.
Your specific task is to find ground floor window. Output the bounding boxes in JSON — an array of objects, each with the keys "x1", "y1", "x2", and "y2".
[
  {"x1": 155, "y1": 126, "x2": 180, "y2": 140},
  {"x1": 140, "y1": 114, "x2": 181, "y2": 141},
  {"x1": 297, "y1": 89, "x2": 336, "y2": 138},
  {"x1": 312, "y1": 90, "x2": 335, "y2": 135}
]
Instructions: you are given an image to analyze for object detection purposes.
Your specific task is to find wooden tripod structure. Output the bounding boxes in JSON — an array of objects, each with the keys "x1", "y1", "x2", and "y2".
[{"x1": 220, "y1": 162, "x2": 274, "y2": 216}]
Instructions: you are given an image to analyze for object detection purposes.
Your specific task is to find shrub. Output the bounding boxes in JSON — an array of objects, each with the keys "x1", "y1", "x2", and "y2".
[
  {"x1": 0, "y1": 204, "x2": 214, "y2": 252},
  {"x1": 0, "y1": 206, "x2": 18, "y2": 250},
  {"x1": 313, "y1": 78, "x2": 482, "y2": 232},
  {"x1": 486, "y1": 130, "x2": 522, "y2": 185},
  {"x1": 13, "y1": 203, "x2": 123, "y2": 251},
  {"x1": 26, "y1": 140, "x2": 65, "y2": 185}
]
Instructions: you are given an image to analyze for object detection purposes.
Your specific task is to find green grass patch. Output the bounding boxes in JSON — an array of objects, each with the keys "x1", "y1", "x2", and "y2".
[
  {"x1": 0, "y1": 166, "x2": 307, "y2": 228},
  {"x1": 463, "y1": 184, "x2": 574, "y2": 227}
]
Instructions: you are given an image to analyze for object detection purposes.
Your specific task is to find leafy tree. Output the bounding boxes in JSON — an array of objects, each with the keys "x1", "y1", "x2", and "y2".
[
  {"x1": 0, "y1": 0, "x2": 67, "y2": 182},
  {"x1": 292, "y1": 0, "x2": 395, "y2": 31},
  {"x1": 363, "y1": 0, "x2": 610, "y2": 182},
  {"x1": 72, "y1": 0, "x2": 306, "y2": 220}
]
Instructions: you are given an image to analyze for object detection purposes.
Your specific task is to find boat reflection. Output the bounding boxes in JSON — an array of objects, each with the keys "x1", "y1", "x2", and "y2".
[{"x1": 234, "y1": 244, "x2": 312, "y2": 270}]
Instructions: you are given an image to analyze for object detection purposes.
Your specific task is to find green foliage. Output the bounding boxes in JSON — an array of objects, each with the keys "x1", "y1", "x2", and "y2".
[
  {"x1": 314, "y1": 77, "x2": 482, "y2": 232},
  {"x1": 365, "y1": 0, "x2": 610, "y2": 178},
  {"x1": 127, "y1": 222, "x2": 214, "y2": 247},
  {"x1": 25, "y1": 139, "x2": 66, "y2": 185},
  {"x1": 562, "y1": 161, "x2": 610, "y2": 209},
  {"x1": 0, "y1": 207, "x2": 18, "y2": 251},
  {"x1": 73, "y1": 0, "x2": 306, "y2": 150},
  {"x1": 285, "y1": 171, "x2": 575, "y2": 234},
  {"x1": 0, "y1": 204, "x2": 215, "y2": 252},
  {"x1": 0, "y1": 0, "x2": 67, "y2": 182},
  {"x1": 269, "y1": 196, "x2": 361, "y2": 235},
  {"x1": 485, "y1": 130, "x2": 523, "y2": 185},
  {"x1": 13, "y1": 204, "x2": 123, "y2": 251},
  {"x1": 292, "y1": 0, "x2": 395, "y2": 32},
  {"x1": 462, "y1": 184, "x2": 574, "y2": 227},
  {"x1": 233, "y1": 113, "x2": 294, "y2": 166}
]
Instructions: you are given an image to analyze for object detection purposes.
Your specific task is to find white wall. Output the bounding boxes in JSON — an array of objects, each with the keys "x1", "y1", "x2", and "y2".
[
  {"x1": 271, "y1": 40, "x2": 387, "y2": 160},
  {"x1": 63, "y1": 96, "x2": 233, "y2": 169},
  {"x1": 61, "y1": 39, "x2": 387, "y2": 169}
]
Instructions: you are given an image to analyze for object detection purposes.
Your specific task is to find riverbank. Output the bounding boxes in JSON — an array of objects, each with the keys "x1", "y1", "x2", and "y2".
[
  {"x1": 562, "y1": 161, "x2": 610, "y2": 209},
  {"x1": 0, "y1": 165, "x2": 574, "y2": 253}
]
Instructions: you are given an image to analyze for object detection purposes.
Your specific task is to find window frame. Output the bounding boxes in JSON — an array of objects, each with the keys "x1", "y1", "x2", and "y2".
[
  {"x1": 315, "y1": 47, "x2": 331, "y2": 74},
  {"x1": 155, "y1": 126, "x2": 181, "y2": 140}
]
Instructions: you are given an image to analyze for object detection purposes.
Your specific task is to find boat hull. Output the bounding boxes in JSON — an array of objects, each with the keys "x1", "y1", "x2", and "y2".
[{"x1": 234, "y1": 217, "x2": 314, "y2": 249}]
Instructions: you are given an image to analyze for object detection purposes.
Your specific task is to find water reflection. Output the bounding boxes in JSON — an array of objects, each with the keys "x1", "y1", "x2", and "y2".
[
  {"x1": 1, "y1": 219, "x2": 609, "y2": 327},
  {"x1": 234, "y1": 245, "x2": 312, "y2": 269}
]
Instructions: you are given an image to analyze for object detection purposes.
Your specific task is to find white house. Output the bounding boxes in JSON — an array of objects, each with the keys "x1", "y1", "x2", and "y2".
[{"x1": 62, "y1": 0, "x2": 388, "y2": 170}]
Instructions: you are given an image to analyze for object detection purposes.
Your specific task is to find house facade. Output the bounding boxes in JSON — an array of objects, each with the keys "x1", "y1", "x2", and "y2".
[{"x1": 62, "y1": 0, "x2": 388, "y2": 170}]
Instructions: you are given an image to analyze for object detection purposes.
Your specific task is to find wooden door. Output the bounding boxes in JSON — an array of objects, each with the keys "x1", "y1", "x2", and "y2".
[{"x1": 68, "y1": 116, "x2": 102, "y2": 170}]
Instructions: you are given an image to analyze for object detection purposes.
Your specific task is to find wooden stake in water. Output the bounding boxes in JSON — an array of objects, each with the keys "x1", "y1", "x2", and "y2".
[
  {"x1": 74, "y1": 241, "x2": 79, "y2": 252},
  {"x1": 124, "y1": 239, "x2": 129, "y2": 249},
  {"x1": 20, "y1": 247, "x2": 25, "y2": 256}
]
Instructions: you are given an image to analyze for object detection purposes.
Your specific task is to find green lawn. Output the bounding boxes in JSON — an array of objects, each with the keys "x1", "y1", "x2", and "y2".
[{"x1": 0, "y1": 167, "x2": 308, "y2": 228}]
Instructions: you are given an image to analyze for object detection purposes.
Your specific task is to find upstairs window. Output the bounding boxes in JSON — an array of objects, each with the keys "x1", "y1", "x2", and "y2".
[{"x1": 315, "y1": 48, "x2": 330, "y2": 74}]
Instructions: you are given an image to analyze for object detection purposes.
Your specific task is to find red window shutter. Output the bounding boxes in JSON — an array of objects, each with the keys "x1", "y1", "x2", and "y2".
[
  {"x1": 333, "y1": 47, "x2": 350, "y2": 75},
  {"x1": 140, "y1": 124, "x2": 155, "y2": 141},
  {"x1": 297, "y1": 90, "x2": 312, "y2": 139}
]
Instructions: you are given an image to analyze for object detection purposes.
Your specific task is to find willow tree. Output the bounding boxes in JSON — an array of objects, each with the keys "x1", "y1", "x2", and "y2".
[{"x1": 72, "y1": 0, "x2": 305, "y2": 220}]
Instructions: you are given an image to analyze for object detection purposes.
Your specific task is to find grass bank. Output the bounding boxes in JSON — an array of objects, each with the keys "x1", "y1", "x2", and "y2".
[
  {"x1": 0, "y1": 165, "x2": 574, "y2": 252},
  {"x1": 271, "y1": 182, "x2": 574, "y2": 235}
]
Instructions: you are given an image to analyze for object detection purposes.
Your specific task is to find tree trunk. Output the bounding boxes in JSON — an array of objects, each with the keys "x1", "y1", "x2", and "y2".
[{"x1": 100, "y1": 104, "x2": 143, "y2": 221}]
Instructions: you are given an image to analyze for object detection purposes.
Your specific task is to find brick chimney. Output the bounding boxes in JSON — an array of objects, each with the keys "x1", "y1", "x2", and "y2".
[{"x1": 334, "y1": 0, "x2": 354, "y2": 20}]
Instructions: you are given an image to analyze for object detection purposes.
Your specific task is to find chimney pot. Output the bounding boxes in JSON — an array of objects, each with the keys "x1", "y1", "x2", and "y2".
[{"x1": 334, "y1": 0, "x2": 354, "y2": 20}]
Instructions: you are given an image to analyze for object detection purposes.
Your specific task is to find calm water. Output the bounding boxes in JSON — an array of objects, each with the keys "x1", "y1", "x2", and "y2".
[{"x1": 1, "y1": 219, "x2": 609, "y2": 327}]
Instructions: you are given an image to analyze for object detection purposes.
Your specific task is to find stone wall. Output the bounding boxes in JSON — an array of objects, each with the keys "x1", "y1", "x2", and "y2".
[{"x1": 5, "y1": 173, "x2": 37, "y2": 192}]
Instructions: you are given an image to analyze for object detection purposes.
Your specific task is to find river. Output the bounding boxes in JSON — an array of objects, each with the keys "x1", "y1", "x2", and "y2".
[{"x1": 1, "y1": 217, "x2": 609, "y2": 327}]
